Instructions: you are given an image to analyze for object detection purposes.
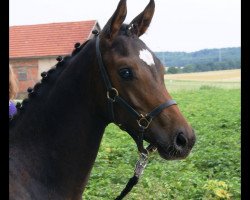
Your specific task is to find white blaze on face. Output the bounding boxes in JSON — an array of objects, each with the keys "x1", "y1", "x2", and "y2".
[{"x1": 139, "y1": 49, "x2": 155, "y2": 66}]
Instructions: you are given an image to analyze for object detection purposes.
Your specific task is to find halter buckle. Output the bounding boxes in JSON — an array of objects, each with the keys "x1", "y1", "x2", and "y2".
[
  {"x1": 107, "y1": 88, "x2": 119, "y2": 102},
  {"x1": 137, "y1": 114, "x2": 152, "y2": 130}
]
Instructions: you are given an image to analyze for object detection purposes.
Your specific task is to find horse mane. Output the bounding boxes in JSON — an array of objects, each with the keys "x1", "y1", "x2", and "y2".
[{"x1": 9, "y1": 39, "x2": 90, "y2": 127}]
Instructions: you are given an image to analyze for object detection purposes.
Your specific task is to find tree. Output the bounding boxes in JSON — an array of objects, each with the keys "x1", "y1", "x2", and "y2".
[{"x1": 167, "y1": 67, "x2": 180, "y2": 74}]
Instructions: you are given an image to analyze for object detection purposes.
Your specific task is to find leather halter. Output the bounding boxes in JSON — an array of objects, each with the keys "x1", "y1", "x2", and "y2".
[
  {"x1": 95, "y1": 34, "x2": 177, "y2": 199},
  {"x1": 95, "y1": 35, "x2": 177, "y2": 153}
]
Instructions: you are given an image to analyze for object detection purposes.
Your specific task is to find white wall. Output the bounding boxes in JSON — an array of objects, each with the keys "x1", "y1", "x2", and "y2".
[{"x1": 38, "y1": 57, "x2": 57, "y2": 80}]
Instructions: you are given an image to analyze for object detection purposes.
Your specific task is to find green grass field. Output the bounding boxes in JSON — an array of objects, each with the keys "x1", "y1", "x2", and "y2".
[{"x1": 83, "y1": 86, "x2": 241, "y2": 199}]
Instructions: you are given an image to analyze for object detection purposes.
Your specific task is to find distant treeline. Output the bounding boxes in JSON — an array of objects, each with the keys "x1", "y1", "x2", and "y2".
[{"x1": 155, "y1": 47, "x2": 241, "y2": 74}]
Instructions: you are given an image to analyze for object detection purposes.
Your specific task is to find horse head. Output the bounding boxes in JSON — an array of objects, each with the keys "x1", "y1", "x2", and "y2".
[{"x1": 95, "y1": 0, "x2": 196, "y2": 160}]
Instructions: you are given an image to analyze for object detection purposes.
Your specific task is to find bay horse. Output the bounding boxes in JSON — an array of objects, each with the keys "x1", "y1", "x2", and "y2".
[{"x1": 9, "y1": 0, "x2": 196, "y2": 199}]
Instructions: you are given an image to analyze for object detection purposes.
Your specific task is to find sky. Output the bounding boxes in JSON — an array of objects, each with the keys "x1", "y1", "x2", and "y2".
[{"x1": 9, "y1": 0, "x2": 241, "y2": 52}]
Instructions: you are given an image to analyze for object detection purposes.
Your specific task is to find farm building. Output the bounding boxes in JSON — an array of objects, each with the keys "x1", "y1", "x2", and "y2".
[{"x1": 9, "y1": 20, "x2": 101, "y2": 98}]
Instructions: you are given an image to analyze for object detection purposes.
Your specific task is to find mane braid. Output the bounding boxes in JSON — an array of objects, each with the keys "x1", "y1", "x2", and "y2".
[
  {"x1": 71, "y1": 40, "x2": 90, "y2": 56},
  {"x1": 9, "y1": 40, "x2": 91, "y2": 126}
]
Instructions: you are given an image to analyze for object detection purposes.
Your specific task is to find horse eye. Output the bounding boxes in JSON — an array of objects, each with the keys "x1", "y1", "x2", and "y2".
[{"x1": 118, "y1": 68, "x2": 133, "y2": 80}]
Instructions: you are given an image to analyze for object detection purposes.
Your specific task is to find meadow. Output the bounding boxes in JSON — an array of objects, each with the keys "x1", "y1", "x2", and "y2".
[{"x1": 83, "y1": 70, "x2": 241, "y2": 199}]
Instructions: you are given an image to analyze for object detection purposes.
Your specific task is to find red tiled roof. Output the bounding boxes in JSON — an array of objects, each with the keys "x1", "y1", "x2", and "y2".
[{"x1": 10, "y1": 20, "x2": 99, "y2": 58}]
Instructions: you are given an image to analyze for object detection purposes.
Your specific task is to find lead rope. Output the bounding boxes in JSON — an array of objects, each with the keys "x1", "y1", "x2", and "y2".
[{"x1": 115, "y1": 143, "x2": 157, "y2": 200}]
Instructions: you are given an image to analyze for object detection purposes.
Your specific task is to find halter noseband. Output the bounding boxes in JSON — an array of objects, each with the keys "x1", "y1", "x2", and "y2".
[{"x1": 95, "y1": 34, "x2": 177, "y2": 199}]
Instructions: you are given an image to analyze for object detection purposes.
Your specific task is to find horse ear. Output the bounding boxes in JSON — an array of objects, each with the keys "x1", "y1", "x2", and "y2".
[
  {"x1": 101, "y1": 0, "x2": 127, "y2": 40},
  {"x1": 129, "y1": 0, "x2": 155, "y2": 37}
]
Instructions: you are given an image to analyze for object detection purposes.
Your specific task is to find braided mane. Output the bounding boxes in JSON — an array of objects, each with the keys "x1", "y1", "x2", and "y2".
[{"x1": 9, "y1": 39, "x2": 90, "y2": 125}]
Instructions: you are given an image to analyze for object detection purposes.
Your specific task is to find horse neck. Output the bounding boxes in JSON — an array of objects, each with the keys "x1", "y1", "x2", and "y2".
[{"x1": 10, "y1": 39, "x2": 109, "y2": 198}]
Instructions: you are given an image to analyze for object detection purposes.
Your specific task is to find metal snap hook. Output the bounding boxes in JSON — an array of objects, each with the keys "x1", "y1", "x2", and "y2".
[{"x1": 134, "y1": 151, "x2": 149, "y2": 178}]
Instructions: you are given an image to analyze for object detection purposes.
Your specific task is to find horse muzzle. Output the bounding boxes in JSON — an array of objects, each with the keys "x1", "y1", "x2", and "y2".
[{"x1": 156, "y1": 129, "x2": 196, "y2": 160}]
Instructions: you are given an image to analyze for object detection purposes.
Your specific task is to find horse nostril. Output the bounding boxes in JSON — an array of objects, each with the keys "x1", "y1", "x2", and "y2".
[{"x1": 175, "y1": 132, "x2": 188, "y2": 148}]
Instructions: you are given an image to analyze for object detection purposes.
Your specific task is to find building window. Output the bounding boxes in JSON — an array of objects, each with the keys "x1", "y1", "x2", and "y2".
[{"x1": 17, "y1": 68, "x2": 27, "y2": 81}]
